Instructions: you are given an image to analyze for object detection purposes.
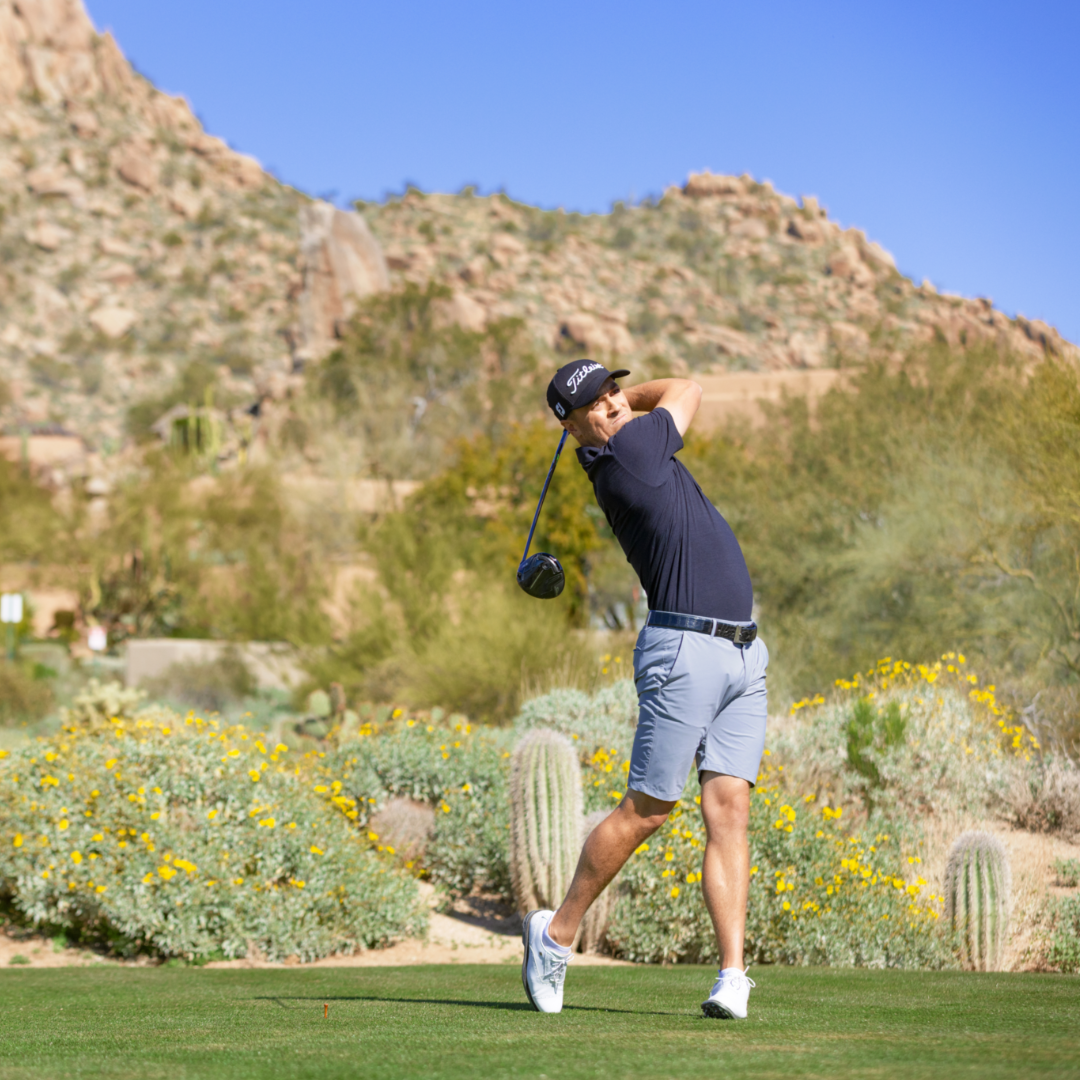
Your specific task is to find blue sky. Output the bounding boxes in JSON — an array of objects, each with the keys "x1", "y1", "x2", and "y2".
[{"x1": 85, "y1": 1, "x2": 1079, "y2": 342}]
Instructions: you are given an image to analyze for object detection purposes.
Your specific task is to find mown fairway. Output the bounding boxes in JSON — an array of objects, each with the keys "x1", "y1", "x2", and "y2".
[{"x1": 0, "y1": 964, "x2": 1077, "y2": 1080}]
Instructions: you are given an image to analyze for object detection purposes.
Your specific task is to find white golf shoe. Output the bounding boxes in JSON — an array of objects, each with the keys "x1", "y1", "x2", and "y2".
[
  {"x1": 701, "y1": 967, "x2": 756, "y2": 1019},
  {"x1": 521, "y1": 910, "x2": 571, "y2": 1013}
]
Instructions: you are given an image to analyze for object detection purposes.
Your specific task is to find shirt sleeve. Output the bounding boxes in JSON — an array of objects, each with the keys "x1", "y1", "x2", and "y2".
[{"x1": 608, "y1": 408, "x2": 683, "y2": 487}]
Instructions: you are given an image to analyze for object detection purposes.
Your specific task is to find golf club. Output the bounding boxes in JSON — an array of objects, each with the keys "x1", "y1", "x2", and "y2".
[{"x1": 516, "y1": 429, "x2": 568, "y2": 599}]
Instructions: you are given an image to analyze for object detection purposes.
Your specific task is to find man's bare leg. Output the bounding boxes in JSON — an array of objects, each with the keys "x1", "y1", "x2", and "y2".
[
  {"x1": 699, "y1": 771, "x2": 752, "y2": 970},
  {"x1": 547, "y1": 789, "x2": 674, "y2": 947}
]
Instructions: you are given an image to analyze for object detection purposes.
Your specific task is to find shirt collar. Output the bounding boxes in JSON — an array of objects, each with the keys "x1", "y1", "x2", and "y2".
[{"x1": 576, "y1": 443, "x2": 611, "y2": 479}]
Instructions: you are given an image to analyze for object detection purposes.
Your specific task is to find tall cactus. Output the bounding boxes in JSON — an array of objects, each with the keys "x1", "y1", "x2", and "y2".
[
  {"x1": 509, "y1": 729, "x2": 583, "y2": 914},
  {"x1": 944, "y1": 831, "x2": 1011, "y2": 971},
  {"x1": 578, "y1": 808, "x2": 616, "y2": 953}
]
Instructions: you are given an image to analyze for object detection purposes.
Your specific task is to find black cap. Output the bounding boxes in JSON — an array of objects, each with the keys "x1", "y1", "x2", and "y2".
[{"x1": 546, "y1": 360, "x2": 631, "y2": 420}]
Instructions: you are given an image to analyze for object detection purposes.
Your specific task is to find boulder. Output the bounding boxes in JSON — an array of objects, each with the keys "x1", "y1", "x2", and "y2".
[
  {"x1": 459, "y1": 256, "x2": 487, "y2": 284},
  {"x1": 827, "y1": 245, "x2": 875, "y2": 288},
  {"x1": 434, "y1": 292, "x2": 488, "y2": 333},
  {"x1": 114, "y1": 143, "x2": 157, "y2": 191},
  {"x1": 829, "y1": 320, "x2": 870, "y2": 356},
  {"x1": 787, "y1": 329, "x2": 827, "y2": 368},
  {"x1": 94, "y1": 29, "x2": 142, "y2": 102},
  {"x1": 98, "y1": 263, "x2": 137, "y2": 287},
  {"x1": 731, "y1": 217, "x2": 769, "y2": 240},
  {"x1": 89, "y1": 306, "x2": 136, "y2": 339},
  {"x1": 26, "y1": 220, "x2": 68, "y2": 250},
  {"x1": 25, "y1": 165, "x2": 84, "y2": 201},
  {"x1": 99, "y1": 236, "x2": 138, "y2": 257},
  {"x1": 147, "y1": 93, "x2": 200, "y2": 137},
  {"x1": 0, "y1": 0, "x2": 99, "y2": 103},
  {"x1": 558, "y1": 310, "x2": 633, "y2": 355},
  {"x1": 787, "y1": 216, "x2": 823, "y2": 244},
  {"x1": 297, "y1": 200, "x2": 389, "y2": 360},
  {"x1": 65, "y1": 102, "x2": 99, "y2": 137},
  {"x1": 684, "y1": 171, "x2": 746, "y2": 198},
  {"x1": 490, "y1": 232, "x2": 525, "y2": 266},
  {"x1": 167, "y1": 185, "x2": 202, "y2": 218}
]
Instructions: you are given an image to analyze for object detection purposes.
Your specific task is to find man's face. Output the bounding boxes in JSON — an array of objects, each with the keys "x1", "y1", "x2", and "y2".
[{"x1": 562, "y1": 378, "x2": 632, "y2": 447}]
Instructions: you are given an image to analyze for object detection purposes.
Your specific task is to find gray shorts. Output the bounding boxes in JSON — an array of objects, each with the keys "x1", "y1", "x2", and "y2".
[{"x1": 628, "y1": 623, "x2": 769, "y2": 802}]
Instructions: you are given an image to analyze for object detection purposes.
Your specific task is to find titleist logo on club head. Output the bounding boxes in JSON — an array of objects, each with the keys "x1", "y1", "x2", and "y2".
[{"x1": 566, "y1": 362, "x2": 603, "y2": 395}]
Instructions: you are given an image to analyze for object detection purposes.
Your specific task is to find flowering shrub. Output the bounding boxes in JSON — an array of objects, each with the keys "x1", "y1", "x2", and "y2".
[
  {"x1": 326, "y1": 713, "x2": 514, "y2": 898},
  {"x1": 0, "y1": 652, "x2": 1049, "y2": 970},
  {"x1": 779, "y1": 654, "x2": 1038, "y2": 825},
  {"x1": 606, "y1": 760, "x2": 950, "y2": 967},
  {"x1": 0, "y1": 695, "x2": 423, "y2": 961},
  {"x1": 574, "y1": 654, "x2": 1043, "y2": 967}
]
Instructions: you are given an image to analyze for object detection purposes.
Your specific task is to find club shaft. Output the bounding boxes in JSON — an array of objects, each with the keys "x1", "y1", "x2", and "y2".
[{"x1": 521, "y1": 430, "x2": 568, "y2": 564}]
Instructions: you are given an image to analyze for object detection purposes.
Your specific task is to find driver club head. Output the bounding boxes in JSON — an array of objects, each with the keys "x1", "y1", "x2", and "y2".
[{"x1": 516, "y1": 553, "x2": 565, "y2": 599}]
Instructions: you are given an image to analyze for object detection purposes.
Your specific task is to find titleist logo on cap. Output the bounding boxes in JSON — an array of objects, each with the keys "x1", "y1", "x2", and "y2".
[{"x1": 566, "y1": 362, "x2": 603, "y2": 394}]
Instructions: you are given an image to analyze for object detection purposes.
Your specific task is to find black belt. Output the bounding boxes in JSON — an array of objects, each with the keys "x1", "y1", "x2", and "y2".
[{"x1": 647, "y1": 609, "x2": 757, "y2": 644}]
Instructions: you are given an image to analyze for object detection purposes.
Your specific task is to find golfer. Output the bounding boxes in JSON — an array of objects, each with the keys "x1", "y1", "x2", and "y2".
[{"x1": 522, "y1": 359, "x2": 767, "y2": 1019}]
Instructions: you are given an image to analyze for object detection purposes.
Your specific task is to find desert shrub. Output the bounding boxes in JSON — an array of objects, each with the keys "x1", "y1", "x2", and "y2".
[
  {"x1": 0, "y1": 662, "x2": 55, "y2": 726},
  {"x1": 772, "y1": 655, "x2": 1038, "y2": 827},
  {"x1": 1004, "y1": 757, "x2": 1080, "y2": 838},
  {"x1": 90, "y1": 461, "x2": 331, "y2": 645},
  {"x1": 605, "y1": 765, "x2": 950, "y2": 968},
  {"x1": 326, "y1": 714, "x2": 514, "y2": 898},
  {"x1": 1046, "y1": 894, "x2": 1080, "y2": 974},
  {"x1": 681, "y1": 348, "x2": 1080, "y2": 707},
  {"x1": 1054, "y1": 858, "x2": 1080, "y2": 888},
  {"x1": 0, "y1": 702, "x2": 423, "y2": 961},
  {"x1": 59, "y1": 679, "x2": 144, "y2": 726},
  {"x1": 0, "y1": 455, "x2": 69, "y2": 564},
  {"x1": 514, "y1": 679, "x2": 638, "y2": 758}
]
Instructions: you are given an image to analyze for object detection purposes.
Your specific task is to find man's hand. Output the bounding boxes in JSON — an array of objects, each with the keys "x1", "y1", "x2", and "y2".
[{"x1": 623, "y1": 379, "x2": 702, "y2": 437}]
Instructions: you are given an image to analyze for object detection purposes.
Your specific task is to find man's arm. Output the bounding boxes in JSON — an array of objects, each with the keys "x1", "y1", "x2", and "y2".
[{"x1": 622, "y1": 378, "x2": 702, "y2": 437}]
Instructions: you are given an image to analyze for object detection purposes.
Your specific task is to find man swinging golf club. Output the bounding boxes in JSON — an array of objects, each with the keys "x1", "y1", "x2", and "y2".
[{"x1": 521, "y1": 359, "x2": 767, "y2": 1019}]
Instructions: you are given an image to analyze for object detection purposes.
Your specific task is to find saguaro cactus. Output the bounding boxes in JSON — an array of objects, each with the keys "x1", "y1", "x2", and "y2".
[
  {"x1": 509, "y1": 729, "x2": 583, "y2": 914},
  {"x1": 578, "y1": 808, "x2": 616, "y2": 953},
  {"x1": 944, "y1": 830, "x2": 1011, "y2": 971}
]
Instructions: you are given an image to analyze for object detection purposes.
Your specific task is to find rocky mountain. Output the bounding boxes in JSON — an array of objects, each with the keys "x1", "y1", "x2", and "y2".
[
  {"x1": 0, "y1": 0, "x2": 1075, "y2": 488},
  {"x1": 362, "y1": 175, "x2": 1075, "y2": 379},
  {"x1": 0, "y1": 0, "x2": 385, "y2": 475}
]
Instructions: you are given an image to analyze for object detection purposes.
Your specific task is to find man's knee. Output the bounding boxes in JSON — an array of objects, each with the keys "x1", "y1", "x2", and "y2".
[
  {"x1": 700, "y1": 773, "x2": 751, "y2": 831},
  {"x1": 619, "y1": 788, "x2": 675, "y2": 835}
]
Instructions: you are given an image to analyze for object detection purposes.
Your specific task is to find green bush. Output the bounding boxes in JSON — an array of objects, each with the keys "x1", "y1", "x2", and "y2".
[
  {"x1": 0, "y1": 662, "x2": 54, "y2": 727},
  {"x1": 0, "y1": 693, "x2": 423, "y2": 961},
  {"x1": 514, "y1": 680, "x2": 638, "y2": 759},
  {"x1": 1046, "y1": 894, "x2": 1080, "y2": 974}
]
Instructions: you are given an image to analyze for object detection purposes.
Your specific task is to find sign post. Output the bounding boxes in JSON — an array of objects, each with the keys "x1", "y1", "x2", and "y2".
[{"x1": 0, "y1": 593, "x2": 23, "y2": 661}]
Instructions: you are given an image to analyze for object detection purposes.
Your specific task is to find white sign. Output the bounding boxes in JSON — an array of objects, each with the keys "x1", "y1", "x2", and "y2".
[
  {"x1": 0, "y1": 594, "x2": 22, "y2": 624},
  {"x1": 87, "y1": 626, "x2": 107, "y2": 652}
]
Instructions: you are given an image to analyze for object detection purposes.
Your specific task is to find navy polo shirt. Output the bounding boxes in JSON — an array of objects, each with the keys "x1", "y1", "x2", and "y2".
[{"x1": 577, "y1": 408, "x2": 753, "y2": 620}]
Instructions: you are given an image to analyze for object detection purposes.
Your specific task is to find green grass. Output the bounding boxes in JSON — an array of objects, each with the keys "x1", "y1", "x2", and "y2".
[{"x1": 0, "y1": 965, "x2": 1077, "y2": 1079}]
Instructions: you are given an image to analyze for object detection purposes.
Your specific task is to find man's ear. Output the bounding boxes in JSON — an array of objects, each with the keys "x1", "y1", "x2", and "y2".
[{"x1": 559, "y1": 418, "x2": 581, "y2": 444}]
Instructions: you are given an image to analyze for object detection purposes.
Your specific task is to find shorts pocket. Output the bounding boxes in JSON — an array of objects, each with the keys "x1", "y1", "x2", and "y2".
[{"x1": 633, "y1": 627, "x2": 685, "y2": 696}]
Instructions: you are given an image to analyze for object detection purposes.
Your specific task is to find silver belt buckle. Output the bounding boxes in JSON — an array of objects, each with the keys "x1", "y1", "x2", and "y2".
[{"x1": 732, "y1": 624, "x2": 754, "y2": 645}]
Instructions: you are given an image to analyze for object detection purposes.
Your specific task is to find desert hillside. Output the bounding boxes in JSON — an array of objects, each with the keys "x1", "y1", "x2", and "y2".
[{"x1": 0, "y1": 0, "x2": 1075, "y2": 486}]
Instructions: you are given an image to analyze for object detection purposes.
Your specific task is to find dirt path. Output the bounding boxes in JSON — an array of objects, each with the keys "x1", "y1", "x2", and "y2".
[{"x1": 0, "y1": 887, "x2": 628, "y2": 970}]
